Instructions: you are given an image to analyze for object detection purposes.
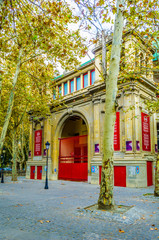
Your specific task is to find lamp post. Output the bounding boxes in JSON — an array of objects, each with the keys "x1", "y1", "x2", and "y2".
[
  {"x1": 1, "y1": 147, "x2": 6, "y2": 183},
  {"x1": 44, "y1": 141, "x2": 50, "y2": 189}
]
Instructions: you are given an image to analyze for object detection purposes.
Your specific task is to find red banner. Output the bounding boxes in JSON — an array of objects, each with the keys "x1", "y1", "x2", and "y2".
[
  {"x1": 141, "y1": 112, "x2": 151, "y2": 151},
  {"x1": 114, "y1": 112, "x2": 120, "y2": 151},
  {"x1": 34, "y1": 130, "x2": 42, "y2": 156}
]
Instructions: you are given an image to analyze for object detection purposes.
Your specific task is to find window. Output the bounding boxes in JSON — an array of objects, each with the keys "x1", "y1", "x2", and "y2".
[
  {"x1": 90, "y1": 70, "x2": 95, "y2": 85},
  {"x1": 64, "y1": 82, "x2": 68, "y2": 95},
  {"x1": 140, "y1": 53, "x2": 144, "y2": 73},
  {"x1": 58, "y1": 85, "x2": 62, "y2": 97},
  {"x1": 76, "y1": 77, "x2": 81, "y2": 91},
  {"x1": 53, "y1": 89, "x2": 56, "y2": 99},
  {"x1": 83, "y1": 73, "x2": 88, "y2": 88},
  {"x1": 70, "y1": 79, "x2": 74, "y2": 93}
]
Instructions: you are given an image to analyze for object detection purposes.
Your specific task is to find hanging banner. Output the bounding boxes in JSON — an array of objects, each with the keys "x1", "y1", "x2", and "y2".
[
  {"x1": 114, "y1": 112, "x2": 120, "y2": 151},
  {"x1": 141, "y1": 112, "x2": 151, "y2": 151},
  {"x1": 34, "y1": 130, "x2": 42, "y2": 156}
]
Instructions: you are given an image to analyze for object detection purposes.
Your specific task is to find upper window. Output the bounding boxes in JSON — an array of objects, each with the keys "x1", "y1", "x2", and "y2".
[
  {"x1": 58, "y1": 85, "x2": 62, "y2": 97},
  {"x1": 53, "y1": 89, "x2": 56, "y2": 99},
  {"x1": 90, "y1": 70, "x2": 95, "y2": 85},
  {"x1": 64, "y1": 82, "x2": 68, "y2": 95},
  {"x1": 83, "y1": 73, "x2": 88, "y2": 88},
  {"x1": 76, "y1": 77, "x2": 81, "y2": 91},
  {"x1": 70, "y1": 79, "x2": 74, "y2": 93}
]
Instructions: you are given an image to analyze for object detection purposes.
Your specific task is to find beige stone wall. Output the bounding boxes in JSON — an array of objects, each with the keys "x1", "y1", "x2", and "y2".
[{"x1": 26, "y1": 32, "x2": 157, "y2": 186}]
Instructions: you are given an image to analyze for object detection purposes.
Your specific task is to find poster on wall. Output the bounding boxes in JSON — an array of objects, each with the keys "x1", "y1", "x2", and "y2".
[
  {"x1": 114, "y1": 112, "x2": 120, "y2": 151},
  {"x1": 141, "y1": 112, "x2": 151, "y2": 151},
  {"x1": 34, "y1": 130, "x2": 42, "y2": 156}
]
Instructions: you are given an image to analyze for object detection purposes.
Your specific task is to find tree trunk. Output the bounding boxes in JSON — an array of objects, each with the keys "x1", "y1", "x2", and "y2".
[
  {"x1": 98, "y1": 0, "x2": 124, "y2": 209},
  {"x1": 12, "y1": 127, "x2": 18, "y2": 181},
  {"x1": 154, "y1": 155, "x2": 159, "y2": 197},
  {"x1": 0, "y1": 49, "x2": 22, "y2": 152}
]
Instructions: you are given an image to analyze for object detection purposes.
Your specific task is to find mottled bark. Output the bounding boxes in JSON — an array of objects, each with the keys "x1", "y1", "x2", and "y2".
[
  {"x1": 98, "y1": 0, "x2": 124, "y2": 209},
  {"x1": 11, "y1": 127, "x2": 17, "y2": 181},
  {"x1": 0, "y1": 49, "x2": 22, "y2": 152},
  {"x1": 154, "y1": 155, "x2": 159, "y2": 197}
]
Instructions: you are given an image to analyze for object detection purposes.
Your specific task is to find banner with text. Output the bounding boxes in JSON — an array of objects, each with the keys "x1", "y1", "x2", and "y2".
[
  {"x1": 114, "y1": 112, "x2": 120, "y2": 151},
  {"x1": 34, "y1": 130, "x2": 42, "y2": 156},
  {"x1": 141, "y1": 112, "x2": 151, "y2": 151}
]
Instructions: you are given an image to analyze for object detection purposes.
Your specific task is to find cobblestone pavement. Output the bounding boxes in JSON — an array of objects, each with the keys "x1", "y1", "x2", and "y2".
[{"x1": 0, "y1": 177, "x2": 159, "y2": 240}]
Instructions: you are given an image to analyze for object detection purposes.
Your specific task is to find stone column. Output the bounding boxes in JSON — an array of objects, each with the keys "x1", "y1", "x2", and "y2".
[
  {"x1": 43, "y1": 119, "x2": 52, "y2": 178},
  {"x1": 94, "y1": 51, "x2": 102, "y2": 83},
  {"x1": 88, "y1": 71, "x2": 91, "y2": 86},
  {"x1": 81, "y1": 74, "x2": 83, "y2": 88},
  {"x1": 124, "y1": 93, "x2": 133, "y2": 152},
  {"x1": 91, "y1": 97, "x2": 102, "y2": 184}
]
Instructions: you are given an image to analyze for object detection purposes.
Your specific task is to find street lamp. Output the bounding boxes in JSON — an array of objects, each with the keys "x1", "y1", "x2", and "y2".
[
  {"x1": 44, "y1": 141, "x2": 50, "y2": 189},
  {"x1": 1, "y1": 147, "x2": 6, "y2": 183}
]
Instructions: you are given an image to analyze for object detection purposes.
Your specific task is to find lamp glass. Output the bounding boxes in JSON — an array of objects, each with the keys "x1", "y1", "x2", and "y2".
[{"x1": 45, "y1": 141, "x2": 50, "y2": 150}]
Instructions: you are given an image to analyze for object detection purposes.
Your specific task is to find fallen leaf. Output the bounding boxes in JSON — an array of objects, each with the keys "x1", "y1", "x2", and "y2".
[
  {"x1": 60, "y1": 202, "x2": 63, "y2": 204},
  {"x1": 150, "y1": 215, "x2": 153, "y2": 217},
  {"x1": 46, "y1": 220, "x2": 51, "y2": 223},
  {"x1": 141, "y1": 217, "x2": 145, "y2": 220},
  {"x1": 39, "y1": 220, "x2": 43, "y2": 224},
  {"x1": 155, "y1": 228, "x2": 158, "y2": 230},
  {"x1": 152, "y1": 224, "x2": 155, "y2": 226},
  {"x1": 77, "y1": 207, "x2": 80, "y2": 209},
  {"x1": 123, "y1": 216, "x2": 126, "y2": 219},
  {"x1": 18, "y1": 204, "x2": 23, "y2": 206},
  {"x1": 153, "y1": 212, "x2": 156, "y2": 214},
  {"x1": 150, "y1": 228, "x2": 154, "y2": 231},
  {"x1": 119, "y1": 229, "x2": 125, "y2": 233},
  {"x1": 118, "y1": 206, "x2": 122, "y2": 208}
]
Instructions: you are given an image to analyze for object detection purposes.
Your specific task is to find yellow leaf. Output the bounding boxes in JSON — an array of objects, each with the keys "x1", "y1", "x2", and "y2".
[
  {"x1": 60, "y1": 202, "x2": 63, "y2": 204},
  {"x1": 46, "y1": 220, "x2": 51, "y2": 223},
  {"x1": 119, "y1": 229, "x2": 125, "y2": 233},
  {"x1": 39, "y1": 220, "x2": 43, "y2": 224},
  {"x1": 123, "y1": 216, "x2": 126, "y2": 219}
]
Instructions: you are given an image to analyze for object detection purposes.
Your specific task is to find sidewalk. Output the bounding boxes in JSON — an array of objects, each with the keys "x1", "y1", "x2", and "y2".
[{"x1": 0, "y1": 177, "x2": 159, "y2": 240}]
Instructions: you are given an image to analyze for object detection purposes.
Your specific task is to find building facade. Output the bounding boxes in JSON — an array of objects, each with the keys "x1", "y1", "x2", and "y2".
[{"x1": 26, "y1": 31, "x2": 158, "y2": 187}]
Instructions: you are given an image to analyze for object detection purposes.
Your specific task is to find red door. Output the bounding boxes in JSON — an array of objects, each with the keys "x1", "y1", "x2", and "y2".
[
  {"x1": 30, "y1": 166, "x2": 35, "y2": 179},
  {"x1": 99, "y1": 166, "x2": 126, "y2": 187},
  {"x1": 37, "y1": 166, "x2": 42, "y2": 180},
  {"x1": 58, "y1": 135, "x2": 88, "y2": 181},
  {"x1": 147, "y1": 161, "x2": 153, "y2": 186},
  {"x1": 99, "y1": 166, "x2": 102, "y2": 185},
  {"x1": 114, "y1": 166, "x2": 126, "y2": 187}
]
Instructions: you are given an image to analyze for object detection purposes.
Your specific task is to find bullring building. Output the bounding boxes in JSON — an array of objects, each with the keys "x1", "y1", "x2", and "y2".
[{"x1": 26, "y1": 30, "x2": 159, "y2": 187}]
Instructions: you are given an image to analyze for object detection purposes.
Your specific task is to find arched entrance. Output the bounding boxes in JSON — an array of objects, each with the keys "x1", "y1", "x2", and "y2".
[{"x1": 58, "y1": 115, "x2": 88, "y2": 181}]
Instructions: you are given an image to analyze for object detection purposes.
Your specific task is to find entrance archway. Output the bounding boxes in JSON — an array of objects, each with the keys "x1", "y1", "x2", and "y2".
[{"x1": 58, "y1": 115, "x2": 88, "y2": 181}]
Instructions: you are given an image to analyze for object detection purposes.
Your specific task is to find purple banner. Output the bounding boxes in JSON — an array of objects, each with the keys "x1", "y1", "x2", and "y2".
[
  {"x1": 155, "y1": 144, "x2": 158, "y2": 152},
  {"x1": 95, "y1": 144, "x2": 99, "y2": 153},
  {"x1": 126, "y1": 141, "x2": 132, "y2": 151},
  {"x1": 43, "y1": 149, "x2": 46, "y2": 156},
  {"x1": 29, "y1": 151, "x2": 31, "y2": 157},
  {"x1": 136, "y1": 141, "x2": 140, "y2": 151}
]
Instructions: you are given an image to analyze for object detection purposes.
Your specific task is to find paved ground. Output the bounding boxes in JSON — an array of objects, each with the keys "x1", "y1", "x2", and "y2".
[{"x1": 0, "y1": 177, "x2": 159, "y2": 240}]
